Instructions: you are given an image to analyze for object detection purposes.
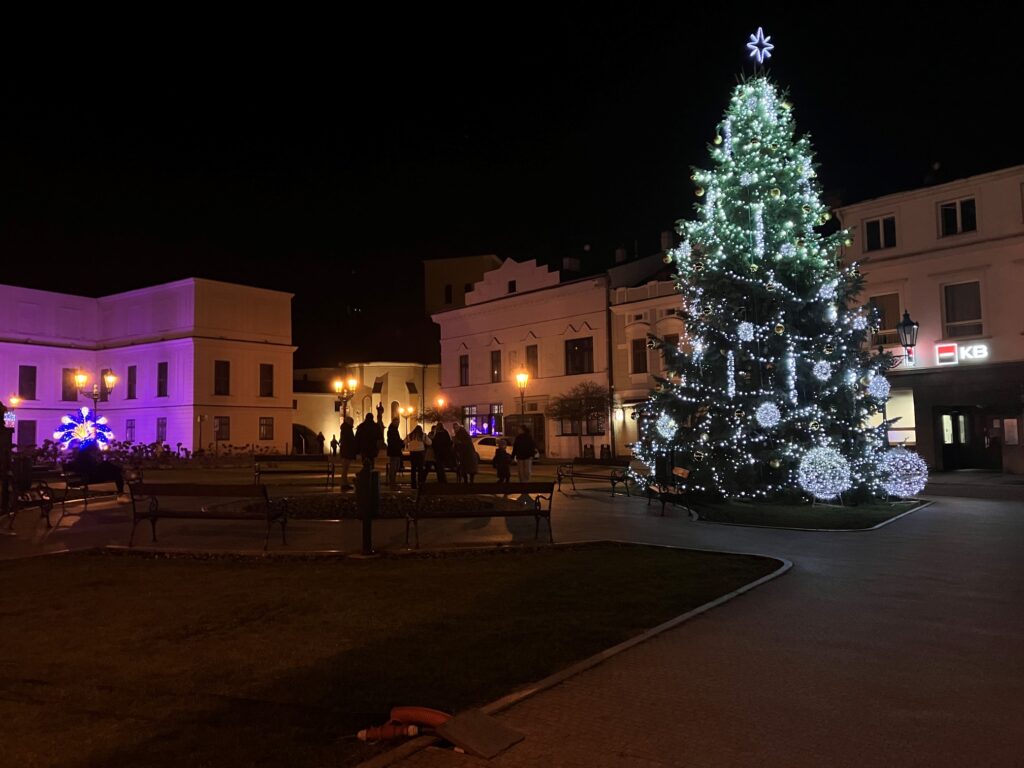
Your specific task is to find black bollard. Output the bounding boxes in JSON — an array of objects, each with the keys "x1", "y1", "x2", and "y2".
[{"x1": 355, "y1": 468, "x2": 379, "y2": 556}]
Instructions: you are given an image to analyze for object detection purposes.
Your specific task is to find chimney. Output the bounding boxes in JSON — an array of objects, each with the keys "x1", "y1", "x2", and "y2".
[
  {"x1": 562, "y1": 256, "x2": 581, "y2": 273},
  {"x1": 660, "y1": 230, "x2": 673, "y2": 252},
  {"x1": 614, "y1": 246, "x2": 628, "y2": 264}
]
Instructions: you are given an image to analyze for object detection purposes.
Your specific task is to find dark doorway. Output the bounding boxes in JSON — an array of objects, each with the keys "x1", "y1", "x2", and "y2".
[
  {"x1": 16, "y1": 420, "x2": 36, "y2": 451},
  {"x1": 936, "y1": 408, "x2": 1000, "y2": 470}
]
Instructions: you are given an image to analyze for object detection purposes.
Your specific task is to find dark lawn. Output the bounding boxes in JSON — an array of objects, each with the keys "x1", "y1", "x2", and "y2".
[
  {"x1": 693, "y1": 499, "x2": 925, "y2": 529},
  {"x1": 0, "y1": 543, "x2": 779, "y2": 768}
]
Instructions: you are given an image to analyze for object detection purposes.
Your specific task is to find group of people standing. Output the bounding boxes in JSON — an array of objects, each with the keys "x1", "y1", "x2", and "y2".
[{"x1": 331, "y1": 412, "x2": 537, "y2": 491}]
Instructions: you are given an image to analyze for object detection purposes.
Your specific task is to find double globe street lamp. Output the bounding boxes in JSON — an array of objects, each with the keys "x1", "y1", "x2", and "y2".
[
  {"x1": 75, "y1": 369, "x2": 118, "y2": 417},
  {"x1": 515, "y1": 370, "x2": 529, "y2": 416}
]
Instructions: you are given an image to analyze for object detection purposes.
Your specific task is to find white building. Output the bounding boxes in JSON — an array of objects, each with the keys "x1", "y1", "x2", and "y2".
[
  {"x1": 432, "y1": 252, "x2": 676, "y2": 459},
  {"x1": 0, "y1": 278, "x2": 295, "y2": 454},
  {"x1": 838, "y1": 164, "x2": 1024, "y2": 473},
  {"x1": 293, "y1": 362, "x2": 441, "y2": 452}
]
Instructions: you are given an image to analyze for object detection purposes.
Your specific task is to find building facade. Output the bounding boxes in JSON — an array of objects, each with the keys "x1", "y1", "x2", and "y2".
[
  {"x1": 293, "y1": 362, "x2": 441, "y2": 451},
  {"x1": 423, "y1": 255, "x2": 504, "y2": 316},
  {"x1": 0, "y1": 278, "x2": 295, "y2": 454},
  {"x1": 838, "y1": 164, "x2": 1024, "y2": 473},
  {"x1": 433, "y1": 255, "x2": 676, "y2": 459}
]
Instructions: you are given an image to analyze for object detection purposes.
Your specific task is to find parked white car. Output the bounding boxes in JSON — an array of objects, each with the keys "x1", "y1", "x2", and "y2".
[{"x1": 471, "y1": 436, "x2": 501, "y2": 461}]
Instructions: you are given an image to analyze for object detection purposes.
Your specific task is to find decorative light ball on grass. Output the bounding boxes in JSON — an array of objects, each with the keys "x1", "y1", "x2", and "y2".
[
  {"x1": 867, "y1": 375, "x2": 891, "y2": 400},
  {"x1": 737, "y1": 321, "x2": 755, "y2": 342},
  {"x1": 656, "y1": 413, "x2": 678, "y2": 440},
  {"x1": 879, "y1": 448, "x2": 929, "y2": 498},
  {"x1": 798, "y1": 447, "x2": 852, "y2": 500},
  {"x1": 755, "y1": 402, "x2": 781, "y2": 428},
  {"x1": 812, "y1": 360, "x2": 832, "y2": 381}
]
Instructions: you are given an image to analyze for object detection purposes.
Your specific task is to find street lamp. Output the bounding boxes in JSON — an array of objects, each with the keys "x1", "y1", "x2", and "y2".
[
  {"x1": 333, "y1": 376, "x2": 359, "y2": 419},
  {"x1": 515, "y1": 370, "x2": 529, "y2": 415},
  {"x1": 75, "y1": 370, "x2": 117, "y2": 417},
  {"x1": 399, "y1": 405, "x2": 415, "y2": 436},
  {"x1": 878, "y1": 310, "x2": 920, "y2": 369}
]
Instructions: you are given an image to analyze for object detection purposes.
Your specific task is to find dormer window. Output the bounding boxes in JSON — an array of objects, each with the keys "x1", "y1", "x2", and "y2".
[{"x1": 864, "y1": 215, "x2": 896, "y2": 252}]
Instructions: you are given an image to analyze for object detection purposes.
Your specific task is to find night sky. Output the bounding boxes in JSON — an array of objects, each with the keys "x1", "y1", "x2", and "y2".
[{"x1": 3, "y1": 6, "x2": 1019, "y2": 366}]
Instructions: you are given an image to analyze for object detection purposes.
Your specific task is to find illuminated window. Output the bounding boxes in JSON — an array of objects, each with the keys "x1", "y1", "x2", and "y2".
[{"x1": 943, "y1": 281, "x2": 982, "y2": 338}]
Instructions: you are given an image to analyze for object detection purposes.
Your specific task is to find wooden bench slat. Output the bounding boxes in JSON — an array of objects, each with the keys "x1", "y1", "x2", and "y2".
[{"x1": 131, "y1": 483, "x2": 266, "y2": 498}]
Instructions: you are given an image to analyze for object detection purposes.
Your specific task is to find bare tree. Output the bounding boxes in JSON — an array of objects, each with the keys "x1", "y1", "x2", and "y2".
[{"x1": 545, "y1": 382, "x2": 611, "y2": 459}]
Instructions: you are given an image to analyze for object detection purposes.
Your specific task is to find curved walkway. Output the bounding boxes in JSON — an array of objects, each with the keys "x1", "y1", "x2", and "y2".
[{"x1": 3, "y1": 488, "x2": 1022, "y2": 766}]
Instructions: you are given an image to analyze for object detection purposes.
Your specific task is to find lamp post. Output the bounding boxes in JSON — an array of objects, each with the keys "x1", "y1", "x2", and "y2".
[
  {"x1": 399, "y1": 405, "x2": 415, "y2": 436},
  {"x1": 75, "y1": 370, "x2": 117, "y2": 418},
  {"x1": 878, "y1": 310, "x2": 919, "y2": 445},
  {"x1": 334, "y1": 375, "x2": 359, "y2": 443},
  {"x1": 515, "y1": 370, "x2": 529, "y2": 416},
  {"x1": 434, "y1": 397, "x2": 446, "y2": 426}
]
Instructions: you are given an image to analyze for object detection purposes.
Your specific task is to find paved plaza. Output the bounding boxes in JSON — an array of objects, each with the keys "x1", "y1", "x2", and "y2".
[{"x1": 2, "y1": 478, "x2": 1022, "y2": 766}]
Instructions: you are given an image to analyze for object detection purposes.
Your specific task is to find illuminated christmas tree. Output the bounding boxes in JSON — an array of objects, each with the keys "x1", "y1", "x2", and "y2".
[{"x1": 634, "y1": 65, "x2": 920, "y2": 501}]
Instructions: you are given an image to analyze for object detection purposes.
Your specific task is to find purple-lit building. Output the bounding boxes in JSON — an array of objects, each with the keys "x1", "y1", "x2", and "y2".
[{"x1": 0, "y1": 278, "x2": 295, "y2": 454}]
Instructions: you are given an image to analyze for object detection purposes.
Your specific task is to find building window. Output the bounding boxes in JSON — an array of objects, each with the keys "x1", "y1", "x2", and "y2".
[
  {"x1": 259, "y1": 417, "x2": 274, "y2": 441},
  {"x1": 870, "y1": 293, "x2": 901, "y2": 345},
  {"x1": 565, "y1": 337, "x2": 594, "y2": 375},
  {"x1": 100, "y1": 368, "x2": 112, "y2": 402},
  {"x1": 444, "y1": 284, "x2": 453, "y2": 304},
  {"x1": 461, "y1": 405, "x2": 478, "y2": 433},
  {"x1": 18, "y1": 366, "x2": 37, "y2": 401},
  {"x1": 459, "y1": 354, "x2": 469, "y2": 386},
  {"x1": 864, "y1": 215, "x2": 897, "y2": 251},
  {"x1": 126, "y1": 365, "x2": 137, "y2": 400},
  {"x1": 156, "y1": 417, "x2": 167, "y2": 443},
  {"x1": 259, "y1": 364, "x2": 274, "y2": 397},
  {"x1": 631, "y1": 338, "x2": 648, "y2": 374},
  {"x1": 507, "y1": 280, "x2": 517, "y2": 294},
  {"x1": 490, "y1": 350, "x2": 502, "y2": 383},
  {"x1": 61, "y1": 369, "x2": 77, "y2": 401},
  {"x1": 943, "y1": 281, "x2": 983, "y2": 338},
  {"x1": 663, "y1": 334, "x2": 680, "y2": 368},
  {"x1": 214, "y1": 416, "x2": 230, "y2": 441},
  {"x1": 489, "y1": 403, "x2": 504, "y2": 435},
  {"x1": 125, "y1": 418, "x2": 136, "y2": 443},
  {"x1": 214, "y1": 360, "x2": 230, "y2": 396},
  {"x1": 939, "y1": 198, "x2": 977, "y2": 237},
  {"x1": 525, "y1": 344, "x2": 539, "y2": 378},
  {"x1": 16, "y1": 420, "x2": 36, "y2": 450},
  {"x1": 157, "y1": 362, "x2": 168, "y2": 398}
]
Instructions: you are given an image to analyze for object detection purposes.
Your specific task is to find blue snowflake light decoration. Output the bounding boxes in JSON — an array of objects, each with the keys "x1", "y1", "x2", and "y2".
[{"x1": 53, "y1": 407, "x2": 114, "y2": 451}]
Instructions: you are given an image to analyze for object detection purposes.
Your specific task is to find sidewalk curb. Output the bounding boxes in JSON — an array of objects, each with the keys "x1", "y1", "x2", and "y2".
[
  {"x1": 356, "y1": 543, "x2": 792, "y2": 768},
  {"x1": 692, "y1": 499, "x2": 933, "y2": 533}
]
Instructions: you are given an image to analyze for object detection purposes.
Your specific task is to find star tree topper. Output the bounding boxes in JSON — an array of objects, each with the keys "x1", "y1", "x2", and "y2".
[{"x1": 747, "y1": 27, "x2": 774, "y2": 65}]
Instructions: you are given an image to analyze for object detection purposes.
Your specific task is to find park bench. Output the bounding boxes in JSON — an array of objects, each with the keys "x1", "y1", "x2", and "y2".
[
  {"x1": 635, "y1": 465, "x2": 693, "y2": 517},
  {"x1": 409, "y1": 482, "x2": 556, "y2": 548},
  {"x1": 56, "y1": 462, "x2": 143, "y2": 513},
  {"x1": 254, "y1": 459, "x2": 335, "y2": 490},
  {"x1": 556, "y1": 462, "x2": 630, "y2": 496},
  {"x1": 128, "y1": 483, "x2": 284, "y2": 549}
]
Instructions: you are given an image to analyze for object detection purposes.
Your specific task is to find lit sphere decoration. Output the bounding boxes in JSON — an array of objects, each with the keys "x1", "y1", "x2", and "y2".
[
  {"x1": 825, "y1": 303, "x2": 838, "y2": 323},
  {"x1": 852, "y1": 315, "x2": 868, "y2": 331},
  {"x1": 818, "y1": 280, "x2": 838, "y2": 301},
  {"x1": 867, "y1": 375, "x2": 891, "y2": 400},
  {"x1": 737, "y1": 321, "x2": 755, "y2": 342},
  {"x1": 798, "y1": 447, "x2": 852, "y2": 500},
  {"x1": 879, "y1": 448, "x2": 929, "y2": 498},
  {"x1": 812, "y1": 360, "x2": 832, "y2": 381},
  {"x1": 656, "y1": 413, "x2": 678, "y2": 440},
  {"x1": 755, "y1": 402, "x2": 781, "y2": 428},
  {"x1": 53, "y1": 406, "x2": 114, "y2": 451}
]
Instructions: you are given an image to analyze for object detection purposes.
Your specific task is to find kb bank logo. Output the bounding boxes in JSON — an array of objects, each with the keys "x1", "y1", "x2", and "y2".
[{"x1": 936, "y1": 342, "x2": 989, "y2": 366}]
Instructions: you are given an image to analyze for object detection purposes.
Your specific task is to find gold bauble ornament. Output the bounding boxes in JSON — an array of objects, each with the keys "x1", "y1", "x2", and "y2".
[
  {"x1": 796, "y1": 238, "x2": 805, "y2": 247},
  {"x1": 700, "y1": 432, "x2": 709, "y2": 441},
  {"x1": 663, "y1": 253, "x2": 673, "y2": 264},
  {"x1": 733, "y1": 409, "x2": 745, "y2": 419},
  {"x1": 774, "y1": 323, "x2": 785, "y2": 334},
  {"x1": 843, "y1": 238, "x2": 853, "y2": 247},
  {"x1": 802, "y1": 204, "x2": 812, "y2": 213},
  {"x1": 770, "y1": 187, "x2": 781, "y2": 198},
  {"x1": 695, "y1": 187, "x2": 705, "y2": 197},
  {"x1": 859, "y1": 375, "x2": 871, "y2": 387},
  {"x1": 693, "y1": 450, "x2": 705, "y2": 462},
  {"x1": 647, "y1": 338, "x2": 659, "y2": 349},
  {"x1": 713, "y1": 134, "x2": 723, "y2": 145},
  {"x1": 824, "y1": 343, "x2": 835, "y2": 354},
  {"x1": 701, "y1": 306, "x2": 712, "y2": 316},
  {"x1": 769, "y1": 458, "x2": 781, "y2": 469},
  {"x1": 750, "y1": 263, "x2": 759, "y2": 272},
  {"x1": 823, "y1": 212, "x2": 832, "y2": 221},
  {"x1": 810, "y1": 420, "x2": 821, "y2": 430}
]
